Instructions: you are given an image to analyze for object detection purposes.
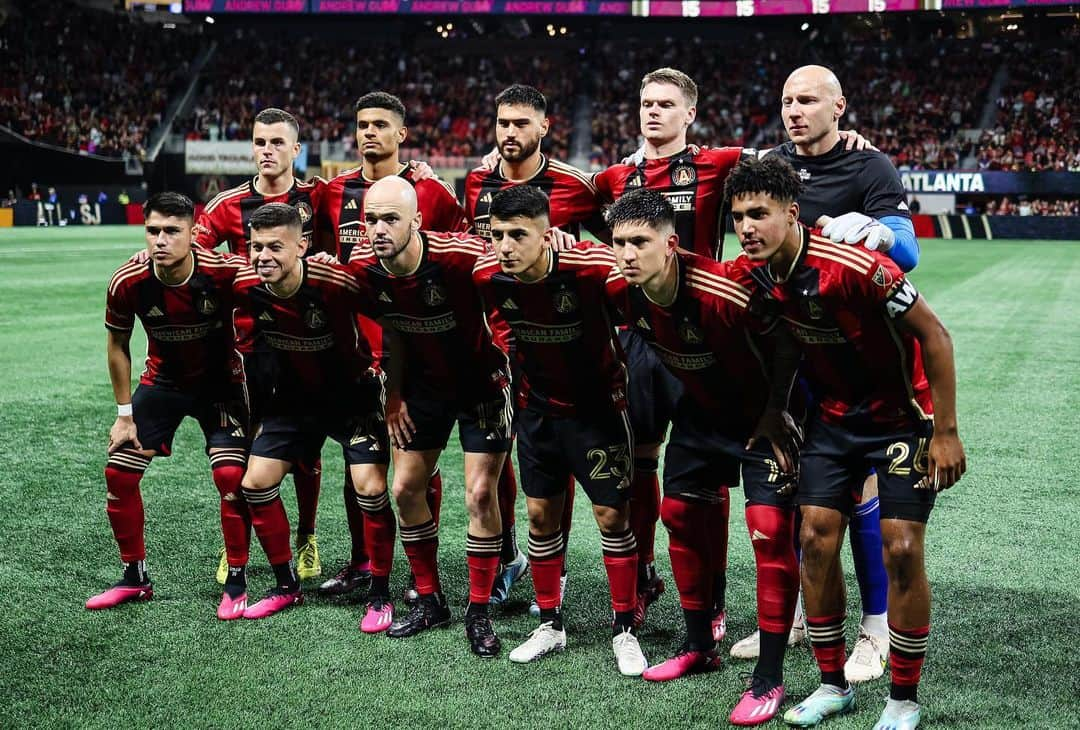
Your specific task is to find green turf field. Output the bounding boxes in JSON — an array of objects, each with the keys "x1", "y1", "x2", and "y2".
[{"x1": 1, "y1": 226, "x2": 1077, "y2": 729}]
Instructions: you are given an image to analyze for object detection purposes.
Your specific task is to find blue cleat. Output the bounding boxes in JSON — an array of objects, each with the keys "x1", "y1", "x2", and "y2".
[
  {"x1": 489, "y1": 549, "x2": 529, "y2": 605},
  {"x1": 783, "y1": 684, "x2": 855, "y2": 727},
  {"x1": 872, "y1": 699, "x2": 921, "y2": 730}
]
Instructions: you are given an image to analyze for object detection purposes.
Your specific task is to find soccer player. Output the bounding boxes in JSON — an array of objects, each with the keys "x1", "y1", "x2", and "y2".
[
  {"x1": 347, "y1": 176, "x2": 511, "y2": 657},
  {"x1": 465, "y1": 83, "x2": 603, "y2": 609},
  {"x1": 193, "y1": 108, "x2": 327, "y2": 584},
  {"x1": 315, "y1": 91, "x2": 467, "y2": 597},
  {"x1": 730, "y1": 65, "x2": 922, "y2": 675},
  {"x1": 608, "y1": 188, "x2": 801, "y2": 724},
  {"x1": 474, "y1": 185, "x2": 647, "y2": 677},
  {"x1": 87, "y1": 192, "x2": 250, "y2": 620},
  {"x1": 725, "y1": 156, "x2": 965, "y2": 730},
  {"x1": 231, "y1": 202, "x2": 389, "y2": 620}
]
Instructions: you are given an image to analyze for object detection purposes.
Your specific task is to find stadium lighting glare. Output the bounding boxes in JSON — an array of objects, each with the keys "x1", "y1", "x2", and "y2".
[
  {"x1": 437, "y1": 24, "x2": 444, "y2": 32},
  {"x1": 446, "y1": 23, "x2": 453, "y2": 30},
  {"x1": 163, "y1": 22, "x2": 176, "y2": 29},
  {"x1": 204, "y1": 16, "x2": 214, "y2": 24},
  {"x1": 560, "y1": 27, "x2": 567, "y2": 35},
  {"x1": 801, "y1": 22, "x2": 810, "y2": 31},
  {"x1": 1006, "y1": 23, "x2": 1019, "y2": 30}
]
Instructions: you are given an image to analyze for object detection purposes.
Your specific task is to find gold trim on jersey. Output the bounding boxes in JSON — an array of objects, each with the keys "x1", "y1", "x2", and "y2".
[{"x1": 883, "y1": 314, "x2": 933, "y2": 422}]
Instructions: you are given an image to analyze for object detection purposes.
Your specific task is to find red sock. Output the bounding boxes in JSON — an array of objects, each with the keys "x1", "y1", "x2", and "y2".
[
  {"x1": 600, "y1": 528, "x2": 639, "y2": 613},
  {"x1": 746, "y1": 503, "x2": 799, "y2": 633},
  {"x1": 356, "y1": 491, "x2": 395, "y2": 578},
  {"x1": 210, "y1": 454, "x2": 250, "y2": 567},
  {"x1": 889, "y1": 623, "x2": 931, "y2": 695},
  {"x1": 466, "y1": 534, "x2": 503, "y2": 605},
  {"x1": 806, "y1": 613, "x2": 848, "y2": 675},
  {"x1": 104, "y1": 453, "x2": 150, "y2": 563},
  {"x1": 712, "y1": 485, "x2": 730, "y2": 607},
  {"x1": 528, "y1": 530, "x2": 565, "y2": 610},
  {"x1": 629, "y1": 463, "x2": 660, "y2": 568},
  {"x1": 400, "y1": 519, "x2": 440, "y2": 595},
  {"x1": 427, "y1": 466, "x2": 443, "y2": 527},
  {"x1": 344, "y1": 473, "x2": 369, "y2": 565},
  {"x1": 560, "y1": 479, "x2": 576, "y2": 548},
  {"x1": 661, "y1": 495, "x2": 714, "y2": 610},
  {"x1": 293, "y1": 458, "x2": 321, "y2": 536},
  {"x1": 241, "y1": 485, "x2": 292, "y2": 565}
]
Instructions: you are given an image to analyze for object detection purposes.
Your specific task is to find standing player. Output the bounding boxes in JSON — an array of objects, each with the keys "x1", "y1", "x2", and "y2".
[
  {"x1": 348, "y1": 177, "x2": 511, "y2": 657},
  {"x1": 725, "y1": 156, "x2": 965, "y2": 730},
  {"x1": 730, "y1": 65, "x2": 922, "y2": 676},
  {"x1": 315, "y1": 91, "x2": 468, "y2": 597},
  {"x1": 231, "y1": 203, "x2": 390, "y2": 620},
  {"x1": 608, "y1": 189, "x2": 801, "y2": 724},
  {"x1": 87, "y1": 192, "x2": 251, "y2": 620},
  {"x1": 465, "y1": 84, "x2": 604, "y2": 609},
  {"x1": 194, "y1": 107, "x2": 327, "y2": 584},
  {"x1": 474, "y1": 185, "x2": 647, "y2": 677}
]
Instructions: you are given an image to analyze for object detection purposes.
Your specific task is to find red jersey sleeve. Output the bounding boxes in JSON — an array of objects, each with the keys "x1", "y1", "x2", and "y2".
[
  {"x1": 698, "y1": 147, "x2": 744, "y2": 190},
  {"x1": 193, "y1": 207, "x2": 225, "y2": 250},
  {"x1": 418, "y1": 177, "x2": 470, "y2": 233},
  {"x1": 811, "y1": 226, "x2": 918, "y2": 319},
  {"x1": 105, "y1": 266, "x2": 138, "y2": 332}
]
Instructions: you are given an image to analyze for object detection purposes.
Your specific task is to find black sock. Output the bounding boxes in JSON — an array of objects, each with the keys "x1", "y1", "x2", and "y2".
[
  {"x1": 224, "y1": 566, "x2": 247, "y2": 599},
  {"x1": 466, "y1": 602, "x2": 489, "y2": 618},
  {"x1": 713, "y1": 572, "x2": 727, "y2": 613},
  {"x1": 613, "y1": 611, "x2": 635, "y2": 634},
  {"x1": 684, "y1": 608, "x2": 714, "y2": 651},
  {"x1": 122, "y1": 560, "x2": 148, "y2": 585},
  {"x1": 369, "y1": 574, "x2": 389, "y2": 599},
  {"x1": 540, "y1": 606, "x2": 563, "y2": 631},
  {"x1": 891, "y1": 683, "x2": 918, "y2": 702},
  {"x1": 754, "y1": 629, "x2": 787, "y2": 685},
  {"x1": 638, "y1": 560, "x2": 657, "y2": 588},
  {"x1": 271, "y1": 561, "x2": 299, "y2": 591},
  {"x1": 822, "y1": 670, "x2": 847, "y2": 689},
  {"x1": 500, "y1": 524, "x2": 518, "y2": 563}
]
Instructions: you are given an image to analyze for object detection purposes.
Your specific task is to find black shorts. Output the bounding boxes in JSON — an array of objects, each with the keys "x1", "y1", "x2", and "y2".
[
  {"x1": 663, "y1": 410, "x2": 795, "y2": 508},
  {"x1": 250, "y1": 377, "x2": 389, "y2": 467},
  {"x1": 131, "y1": 383, "x2": 248, "y2": 456},
  {"x1": 798, "y1": 417, "x2": 936, "y2": 523},
  {"x1": 516, "y1": 402, "x2": 633, "y2": 508},
  {"x1": 402, "y1": 382, "x2": 513, "y2": 454},
  {"x1": 620, "y1": 328, "x2": 682, "y2": 446}
]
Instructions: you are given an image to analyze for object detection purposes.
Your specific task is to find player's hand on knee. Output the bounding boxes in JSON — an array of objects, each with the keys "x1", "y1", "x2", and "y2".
[
  {"x1": 919, "y1": 431, "x2": 966, "y2": 492},
  {"x1": 746, "y1": 407, "x2": 802, "y2": 475},
  {"x1": 839, "y1": 129, "x2": 878, "y2": 152},
  {"x1": 407, "y1": 159, "x2": 436, "y2": 181},
  {"x1": 108, "y1": 416, "x2": 142, "y2": 454},
  {"x1": 386, "y1": 393, "x2": 416, "y2": 449}
]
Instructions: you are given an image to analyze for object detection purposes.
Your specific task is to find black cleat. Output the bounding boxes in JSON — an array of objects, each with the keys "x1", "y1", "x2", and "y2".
[
  {"x1": 465, "y1": 613, "x2": 502, "y2": 658},
  {"x1": 318, "y1": 562, "x2": 372, "y2": 596},
  {"x1": 403, "y1": 572, "x2": 420, "y2": 605},
  {"x1": 387, "y1": 593, "x2": 451, "y2": 638}
]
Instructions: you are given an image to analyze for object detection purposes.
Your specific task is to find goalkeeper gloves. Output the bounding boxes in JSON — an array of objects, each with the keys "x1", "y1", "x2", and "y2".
[{"x1": 821, "y1": 211, "x2": 895, "y2": 252}]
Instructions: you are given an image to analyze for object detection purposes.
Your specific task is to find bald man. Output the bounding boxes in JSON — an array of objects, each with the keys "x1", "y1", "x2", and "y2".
[{"x1": 346, "y1": 177, "x2": 513, "y2": 657}]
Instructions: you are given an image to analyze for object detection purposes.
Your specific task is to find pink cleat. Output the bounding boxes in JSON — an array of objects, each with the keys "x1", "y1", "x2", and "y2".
[
  {"x1": 360, "y1": 599, "x2": 394, "y2": 634},
  {"x1": 729, "y1": 677, "x2": 785, "y2": 726},
  {"x1": 242, "y1": 588, "x2": 303, "y2": 619},
  {"x1": 712, "y1": 609, "x2": 727, "y2": 643},
  {"x1": 85, "y1": 583, "x2": 153, "y2": 610},
  {"x1": 642, "y1": 645, "x2": 720, "y2": 682},
  {"x1": 217, "y1": 592, "x2": 248, "y2": 621}
]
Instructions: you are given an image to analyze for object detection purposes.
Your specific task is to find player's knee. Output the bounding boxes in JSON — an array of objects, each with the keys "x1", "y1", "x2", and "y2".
[
  {"x1": 526, "y1": 502, "x2": 561, "y2": 534},
  {"x1": 464, "y1": 478, "x2": 496, "y2": 515},
  {"x1": 592, "y1": 504, "x2": 629, "y2": 533},
  {"x1": 882, "y1": 530, "x2": 925, "y2": 589},
  {"x1": 391, "y1": 478, "x2": 425, "y2": 508},
  {"x1": 799, "y1": 517, "x2": 839, "y2": 566}
]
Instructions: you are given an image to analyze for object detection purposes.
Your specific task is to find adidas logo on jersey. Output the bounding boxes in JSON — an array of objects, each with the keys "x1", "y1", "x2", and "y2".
[
  {"x1": 344, "y1": 199, "x2": 358, "y2": 210},
  {"x1": 259, "y1": 311, "x2": 275, "y2": 322},
  {"x1": 378, "y1": 291, "x2": 393, "y2": 303},
  {"x1": 636, "y1": 317, "x2": 651, "y2": 331},
  {"x1": 481, "y1": 192, "x2": 493, "y2": 203},
  {"x1": 751, "y1": 529, "x2": 770, "y2": 541},
  {"x1": 501, "y1": 298, "x2": 519, "y2": 310},
  {"x1": 147, "y1": 306, "x2": 164, "y2": 317}
]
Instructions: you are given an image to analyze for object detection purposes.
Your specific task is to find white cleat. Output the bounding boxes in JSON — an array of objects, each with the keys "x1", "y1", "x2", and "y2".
[
  {"x1": 509, "y1": 622, "x2": 567, "y2": 663},
  {"x1": 845, "y1": 632, "x2": 888, "y2": 683},
  {"x1": 729, "y1": 620, "x2": 806, "y2": 659},
  {"x1": 612, "y1": 628, "x2": 648, "y2": 676},
  {"x1": 872, "y1": 698, "x2": 921, "y2": 730}
]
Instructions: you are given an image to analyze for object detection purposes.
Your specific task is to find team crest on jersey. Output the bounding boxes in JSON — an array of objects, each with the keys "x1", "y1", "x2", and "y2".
[
  {"x1": 678, "y1": 320, "x2": 704, "y2": 344},
  {"x1": 304, "y1": 306, "x2": 327, "y2": 329},
  {"x1": 797, "y1": 168, "x2": 811, "y2": 182},
  {"x1": 552, "y1": 289, "x2": 579, "y2": 314},
  {"x1": 423, "y1": 282, "x2": 447, "y2": 307},
  {"x1": 670, "y1": 165, "x2": 697, "y2": 187},
  {"x1": 872, "y1": 265, "x2": 894, "y2": 288},
  {"x1": 802, "y1": 297, "x2": 824, "y2": 320},
  {"x1": 196, "y1": 294, "x2": 218, "y2": 316},
  {"x1": 297, "y1": 202, "x2": 313, "y2": 224}
]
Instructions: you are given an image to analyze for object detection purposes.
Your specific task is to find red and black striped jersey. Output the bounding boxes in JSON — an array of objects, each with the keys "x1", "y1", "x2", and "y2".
[
  {"x1": 318, "y1": 163, "x2": 469, "y2": 263},
  {"x1": 595, "y1": 146, "x2": 743, "y2": 260},
  {"x1": 232, "y1": 259, "x2": 373, "y2": 410},
  {"x1": 348, "y1": 231, "x2": 508, "y2": 403},
  {"x1": 473, "y1": 243, "x2": 628, "y2": 416},
  {"x1": 194, "y1": 177, "x2": 322, "y2": 260},
  {"x1": 105, "y1": 248, "x2": 245, "y2": 393},
  {"x1": 620, "y1": 251, "x2": 766, "y2": 437},
  {"x1": 733, "y1": 226, "x2": 933, "y2": 431},
  {"x1": 464, "y1": 156, "x2": 600, "y2": 242}
]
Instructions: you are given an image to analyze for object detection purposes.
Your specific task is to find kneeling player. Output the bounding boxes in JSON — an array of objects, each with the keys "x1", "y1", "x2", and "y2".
[
  {"x1": 727, "y1": 156, "x2": 966, "y2": 730},
  {"x1": 609, "y1": 189, "x2": 802, "y2": 724},
  {"x1": 474, "y1": 185, "x2": 646, "y2": 676},
  {"x1": 87, "y1": 192, "x2": 251, "y2": 619},
  {"x1": 233, "y1": 203, "x2": 390, "y2": 620}
]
